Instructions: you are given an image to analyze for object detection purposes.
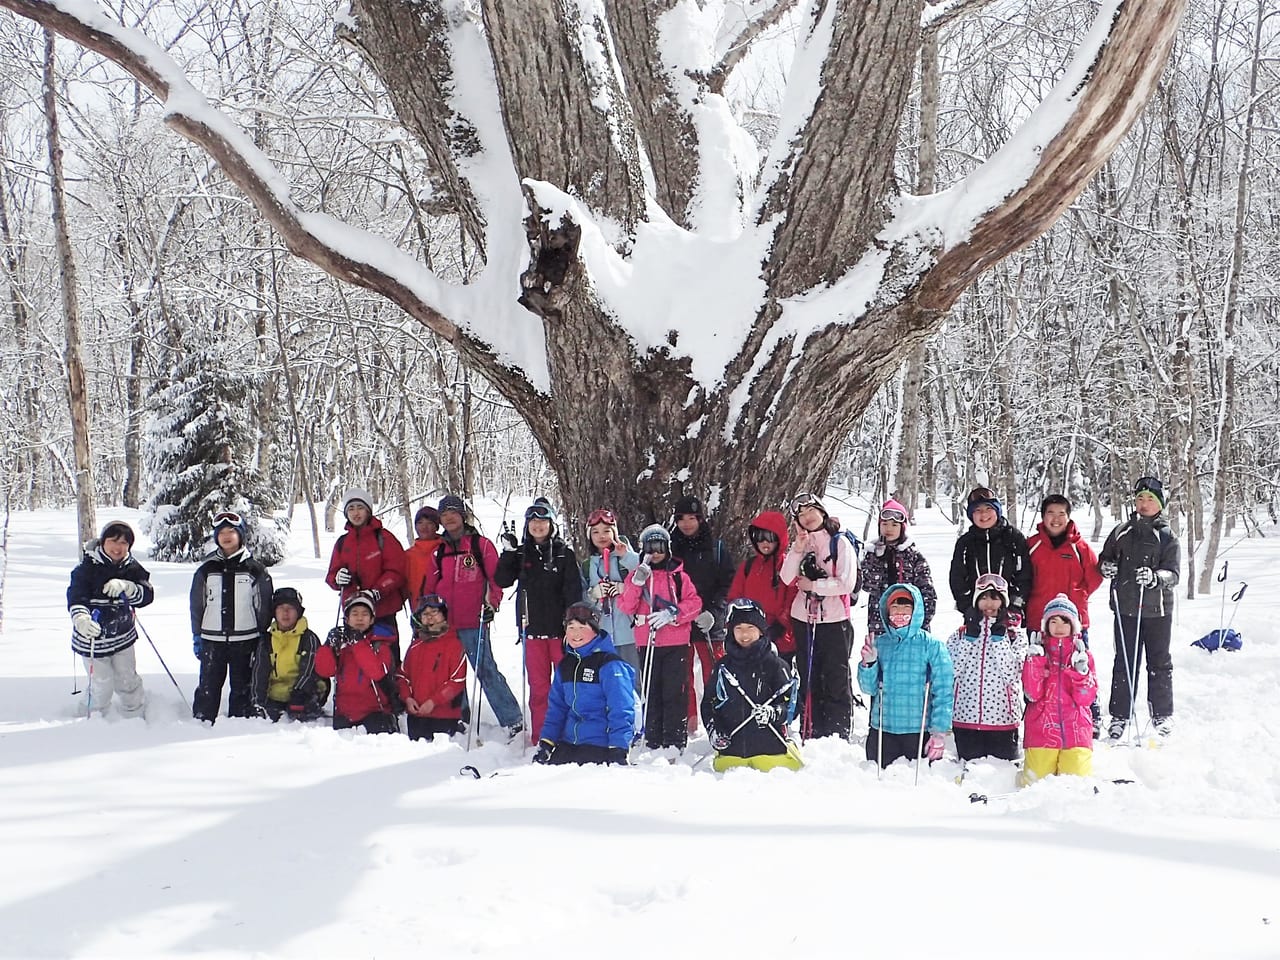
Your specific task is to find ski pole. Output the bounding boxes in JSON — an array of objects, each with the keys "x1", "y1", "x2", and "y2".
[
  {"x1": 134, "y1": 613, "x2": 187, "y2": 699},
  {"x1": 466, "y1": 613, "x2": 491, "y2": 751},
  {"x1": 71, "y1": 650, "x2": 81, "y2": 695},
  {"x1": 1129, "y1": 583, "x2": 1146, "y2": 743},
  {"x1": 1110, "y1": 583, "x2": 1140, "y2": 743},
  {"x1": 802, "y1": 592, "x2": 817, "y2": 741},
  {"x1": 914, "y1": 677, "x2": 931, "y2": 787},
  {"x1": 86, "y1": 612, "x2": 98, "y2": 718},
  {"x1": 719, "y1": 670, "x2": 800, "y2": 757},
  {"x1": 1225, "y1": 583, "x2": 1248, "y2": 632},
  {"x1": 516, "y1": 583, "x2": 528, "y2": 740},
  {"x1": 632, "y1": 624, "x2": 658, "y2": 757},
  {"x1": 1216, "y1": 561, "x2": 1228, "y2": 636},
  {"x1": 876, "y1": 675, "x2": 885, "y2": 780}
]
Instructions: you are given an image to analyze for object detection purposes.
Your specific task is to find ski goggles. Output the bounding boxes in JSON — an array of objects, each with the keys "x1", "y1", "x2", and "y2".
[
  {"x1": 211, "y1": 510, "x2": 243, "y2": 528},
  {"x1": 973, "y1": 572, "x2": 1010, "y2": 594},
  {"x1": 788, "y1": 493, "x2": 824, "y2": 517},
  {"x1": 524, "y1": 503, "x2": 555, "y2": 521},
  {"x1": 966, "y1": 487, "x2": 997, "y2": 506},
  {"x1": 726, "y1": 597, "x2": 764, "y2": 615},
  {"x1": 563, "y1": 602, "x2": 600, "y2": 628},
  {"x1": 749, "y1": 527, "x2": 779, "y2": 544},
  {"x1": 586, "y1": 508, "x2": 616, "y2": 526},
  {"x1": 879, "y1": 507, "x2": 908, "y2": 524}
]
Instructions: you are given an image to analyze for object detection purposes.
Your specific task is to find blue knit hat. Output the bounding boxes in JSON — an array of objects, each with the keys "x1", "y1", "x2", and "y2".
[
  {"x1": 966, "y1": 486, "x2": 1004, "y2": 522},
  {"x1": 1041, "y1": 593, "x2": 1081, "y2": 633}
]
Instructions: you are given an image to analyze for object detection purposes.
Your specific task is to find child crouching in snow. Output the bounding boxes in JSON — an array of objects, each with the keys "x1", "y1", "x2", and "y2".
[
  {"x1": 701, "y1": 598, "x2": 802, "y2": 772},
  {"x1": 251, "y1": 587, "x2": 328, "y2": 721},
  {"x1": 1019, "y1": 594, "x2": 1097, "y2": 786},
  {"x1": 316, "y1": 591, "x2": 403, "y2": 734},
  {"x1": 533, "y1": 602, "x2": 636, "y2": 765},
  {"x1": 397, "y1": 594, "x2": 468, "y2": 741}
]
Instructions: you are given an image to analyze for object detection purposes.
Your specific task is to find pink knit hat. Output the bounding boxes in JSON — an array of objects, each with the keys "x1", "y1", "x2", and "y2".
[{"x1": 880, "y1": 499, "x2": 909, "y2": 526}]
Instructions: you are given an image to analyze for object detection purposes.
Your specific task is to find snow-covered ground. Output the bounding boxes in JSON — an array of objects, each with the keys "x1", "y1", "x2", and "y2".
[{"x1": 1, "y1": 498, "x2": 1277, "y2": 959}]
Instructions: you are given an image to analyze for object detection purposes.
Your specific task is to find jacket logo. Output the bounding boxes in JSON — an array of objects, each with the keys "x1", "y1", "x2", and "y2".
[
  {"x1": 582, "y1": 667, "x2": 596, "y2": 682},
  {"x1": 462, "y1": 554, "x2": 476, "y2": 568}
]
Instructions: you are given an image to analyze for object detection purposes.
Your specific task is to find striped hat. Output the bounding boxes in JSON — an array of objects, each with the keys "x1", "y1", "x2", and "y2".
[{"x1": 1041, "y1": 593, "x2": 1081, "y2": 633}]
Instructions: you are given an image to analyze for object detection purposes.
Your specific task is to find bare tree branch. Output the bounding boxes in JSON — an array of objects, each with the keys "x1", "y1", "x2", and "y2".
[{"x1": 709, "y1": 0, "x2": 802, "y2": 95}]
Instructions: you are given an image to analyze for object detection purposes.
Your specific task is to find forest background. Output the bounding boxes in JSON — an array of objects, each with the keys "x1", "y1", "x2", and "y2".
[{"x1": 0, "y1": 0, "x2": 1277, "y2": 599}]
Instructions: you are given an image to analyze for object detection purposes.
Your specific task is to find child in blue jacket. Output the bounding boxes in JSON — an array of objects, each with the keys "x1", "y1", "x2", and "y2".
[
  {"x1": 858, "y1": 584, "x2": 954, "y2": 768},
  {"x1": 533, "y1": 602, "x2": 637, "y2": 765}
]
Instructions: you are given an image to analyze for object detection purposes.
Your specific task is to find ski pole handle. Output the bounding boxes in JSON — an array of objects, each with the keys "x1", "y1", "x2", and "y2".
[
  {"x1": 1218, "y1": 561, "x2": 1228, "y2": 582},
  {"x1": 1233, "y1": 583, "x2": 1248, "y2": 602}
]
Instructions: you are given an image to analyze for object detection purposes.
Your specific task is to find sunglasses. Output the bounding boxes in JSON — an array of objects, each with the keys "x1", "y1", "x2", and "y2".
[
  {"x1": 879, "y1": 508, "x2": 907, "y2": 524},
  {"x1": 587, "y1": 508, "x2": 616, "y2": 526},
  {"x1": 788, "y1": 493, "x2": 822, "y2": 516},
  {"x1": 212, "y1": 511, "x2": 243, "y2": 527},
  {"x1": 749, "y1": 527, "x2": 779, "y2": 544},
  {"x1": 973, "y1": 572, "x2": 1009, "y2": 592},
  {"x1": 525, "y1": 503, "x2": 555, "y2": 521}
]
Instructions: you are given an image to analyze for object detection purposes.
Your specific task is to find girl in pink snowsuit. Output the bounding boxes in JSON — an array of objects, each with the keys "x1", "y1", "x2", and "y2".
[{"x1": 1020, "y1": 593, "x2": 1097, "y2": 785}]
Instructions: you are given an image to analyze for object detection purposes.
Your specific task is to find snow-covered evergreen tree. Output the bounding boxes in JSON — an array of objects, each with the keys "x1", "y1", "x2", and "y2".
[{"x1": 142, "y1": 337, "x2": 287, "y2": 564}]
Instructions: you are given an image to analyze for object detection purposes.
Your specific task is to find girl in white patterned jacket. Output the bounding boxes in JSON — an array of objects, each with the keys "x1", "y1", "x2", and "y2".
[{"x1": 946, "y1": 572, "x2": 1026, "y2": 762}]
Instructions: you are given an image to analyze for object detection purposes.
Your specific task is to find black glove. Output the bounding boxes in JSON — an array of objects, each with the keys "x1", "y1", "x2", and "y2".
[
  {"x1": 605, "y1": 747, "x2": 629, "y2": 766},
  {"x1": 799, "y1": 551, "x2": 827, "y2": 581},
  {"x1": 963, "y1": 607, "x2": 983, "y2": 636},
  {"x1": 376, "y1": 675, "x2": 405, "y2": 714},
  {"x1": 328, "y1": 627, "x2": 351, "y2": 650},
  {"x1": 368, "y1": 588, "x2": 381, "y2": 604},
  {"x1": 989, "y1": 614, "x2": 1008, "y2": 638},
  {"x1": 500, "y1": 521, "x2": 519, "y2": 552},
  {"x1": 533, "y1": 739, "x2": 556, "y2": 764}
]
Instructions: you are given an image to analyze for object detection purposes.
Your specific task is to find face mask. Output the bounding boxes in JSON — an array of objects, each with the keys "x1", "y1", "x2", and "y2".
[{"x1": 888, "y1": 611, "x2": 911, "y2": 628}]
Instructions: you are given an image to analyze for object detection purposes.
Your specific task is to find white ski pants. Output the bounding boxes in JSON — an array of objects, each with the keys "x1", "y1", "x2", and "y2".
[{"x1": 83, "y1": 645, "x2": 145, "y2": 717}]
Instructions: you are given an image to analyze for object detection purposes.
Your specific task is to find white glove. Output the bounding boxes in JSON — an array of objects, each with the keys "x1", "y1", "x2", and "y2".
[
  {"x1": 1135, "y1": 566, "x2": 1157, "y2": 588},
  {"x1": 1071, "y1": 650, "x2": 1089, "y2": 673},
  {"x1": 648, "y1": 609, "x2": 677, "y2": 631},
  {"x1": 631, "y1": 563, "x2": 652, "y2": 586},
  {"x1": 694, "y1": 610, "x2": 715, "y2": 633},
  {"x1": 1100, "y1": 560, "x2": 1118, "y2": 578},
  {"x1": 335, "y1": 567, "x2": 353, "y2": 586},
  {"x1": 751, "y1": 703, "x2": 778, "y2": 726},
  {"x1": 1027, "y1": 641, "x2": 1045, "y2": 658},
  {"x1": 103, "y1": 578, "x2": 143, "y2": 602},
  {"x1": 588, "y1": 583, "x2": 607, "y2": 602},
  {"x1": 603, "y1": 580, "x2": 622, "y2": 598},
  {"x1": 72, "y1": 612, "x2": 101, "y2": 640}
]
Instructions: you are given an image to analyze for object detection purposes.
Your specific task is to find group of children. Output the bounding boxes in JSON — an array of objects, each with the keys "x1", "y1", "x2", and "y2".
[{"x1": 66, "y1": 475, "x2": 1180, "y2": 786}]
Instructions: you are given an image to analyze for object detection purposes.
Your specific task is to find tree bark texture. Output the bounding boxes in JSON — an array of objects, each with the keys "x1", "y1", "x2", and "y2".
[{"x1": 43, "y1": 31, "x2": 97, "y2": 546}]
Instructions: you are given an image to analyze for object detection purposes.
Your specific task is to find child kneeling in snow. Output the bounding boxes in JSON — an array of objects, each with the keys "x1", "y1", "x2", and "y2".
[
  {"x1": 397, "y1": 594, "x2": 468, "y2": 741},
  {"x1": 316, "y1": 591, "x2": 403, "y2": 734},
  {"x1": 858, "y1": 584, "x2": 954, "y2": 769},
  {"x1": 1019, "y1": 594, "x2": 1097, "y2": 786},
  {"x1": 701, "y1": 598, "x2": 802, "y2": 772},
  {"x1": 251, "y1": 587, "x2": 328, "y2": 721},
  {"x1": 533, "y1": 602, "x2": 636, "y2": 765}
]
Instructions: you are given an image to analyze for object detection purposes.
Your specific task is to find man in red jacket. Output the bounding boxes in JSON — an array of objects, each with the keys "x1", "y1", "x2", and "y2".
[
  {"x1": 1026, "y1": 494, "x2": 1104, "y2": 736},
  {"x1": 325, "y1": 488, "x2": 408, "y2": 649}
]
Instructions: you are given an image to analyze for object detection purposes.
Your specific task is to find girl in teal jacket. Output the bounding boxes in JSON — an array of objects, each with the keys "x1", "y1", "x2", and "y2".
[{"x1": 857, "y1": 583, "x2": 954, "y2": 769}]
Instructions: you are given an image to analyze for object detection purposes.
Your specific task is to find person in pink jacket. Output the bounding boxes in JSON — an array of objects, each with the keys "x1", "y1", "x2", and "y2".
[
  {"x1": 1020, "y1": 594, "x2": 1097, "y2": 786},
  {"x1": 618, "y1": 523, "x2": 703, "y2": 751},
  {"x1": 780, "y1": 493, "x2": 861, "y2": 741}
]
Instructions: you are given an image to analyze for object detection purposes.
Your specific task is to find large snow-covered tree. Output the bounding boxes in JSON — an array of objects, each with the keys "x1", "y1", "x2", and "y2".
[{"x1": 0, "y1": 0, "x2": 1187, "y2": 534}]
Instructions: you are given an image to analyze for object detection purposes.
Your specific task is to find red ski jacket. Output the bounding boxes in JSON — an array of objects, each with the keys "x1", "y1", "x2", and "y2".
[
  {"x1": 325, "y1": 517, "x2": 408, "y2": 621},
  {"x1": 1026, "y1": 521, "x2": 1103, "y2": 630},
  {"x1": 396, "y1": 628, "x2": 467, "y2": 719},
  {"x1": 315, "y1": 627, "x2": 398, "y2": 722},
  {"x1": 728, "y1": 510, "x2": 797, "y2": 653}
]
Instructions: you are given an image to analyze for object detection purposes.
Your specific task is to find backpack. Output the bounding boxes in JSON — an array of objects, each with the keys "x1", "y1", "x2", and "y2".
[
  {"x1": 1191, "y1": 629, "x2": 1243, "y2": 653},
  {"x1": 826, "y1": 529, "x2": 863, "y2": 591}
]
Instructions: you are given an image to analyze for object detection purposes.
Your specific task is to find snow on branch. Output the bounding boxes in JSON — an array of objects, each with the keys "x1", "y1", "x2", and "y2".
[{"x1": 0, "y1": 0, "x2": 551, "y2": 397}]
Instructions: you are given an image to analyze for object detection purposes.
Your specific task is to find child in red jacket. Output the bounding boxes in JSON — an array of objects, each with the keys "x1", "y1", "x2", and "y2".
[
  {"x1": 1020, "y1": 594, "x2": 1097, "y2": 785},
  {"x1": 397, "y1": 594, "x2": 468, "y2": 741},
  {"x1": 316, "y1": 591, "x2": 402, "y2": 734}
]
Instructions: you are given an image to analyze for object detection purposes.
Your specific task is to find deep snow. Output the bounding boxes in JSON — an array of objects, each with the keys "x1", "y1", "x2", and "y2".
[{"x1": 1, "y1": 498, "x2": 1277, "y2": 959}]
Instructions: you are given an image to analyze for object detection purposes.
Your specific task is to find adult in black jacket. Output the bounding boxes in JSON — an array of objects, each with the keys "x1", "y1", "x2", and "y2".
[
  {"x1": 948, "y1": 487, "x2": 1032, "y2": 626},
  {"x1": 66, "y1": 521, "x2": 155, "y2": 717},
  {"x1": 669, "y1": 494, "x2": 735, "y2": 735},
  {"x1": 701, "y1": 599, "x2": 802, "y2": 771},
  {"x1": 1097, "y1": 477, "x2": 1181, "y2": 739},
  {"x1": 190, "y1": 511, "x2": 274, "y2": 722},
  {"x1": 495, "y1": 499, "x2": 583, "y2": 742}
]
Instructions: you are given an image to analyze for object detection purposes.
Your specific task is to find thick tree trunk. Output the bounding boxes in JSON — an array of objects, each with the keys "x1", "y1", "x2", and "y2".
[{"x1": 44, "y1": 32, "x2": 96, "y2": 546}]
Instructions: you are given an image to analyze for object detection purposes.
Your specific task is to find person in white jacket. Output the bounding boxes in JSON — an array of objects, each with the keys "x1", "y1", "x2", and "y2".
[
  {"x1": 779, "y1": 493, "x2": 861, "y2": 741},
  {"x1": 945, "y1": 572, "x2": 1027, "y2": 762}
]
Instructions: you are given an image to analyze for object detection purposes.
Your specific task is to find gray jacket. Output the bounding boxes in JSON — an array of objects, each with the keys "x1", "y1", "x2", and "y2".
[
  {"x1": 1098, "y1": 513, "x2": 1180, "y2": 618},
  {"x1": 190, "y1": 547, "x2": 273, "y2": 643}
]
